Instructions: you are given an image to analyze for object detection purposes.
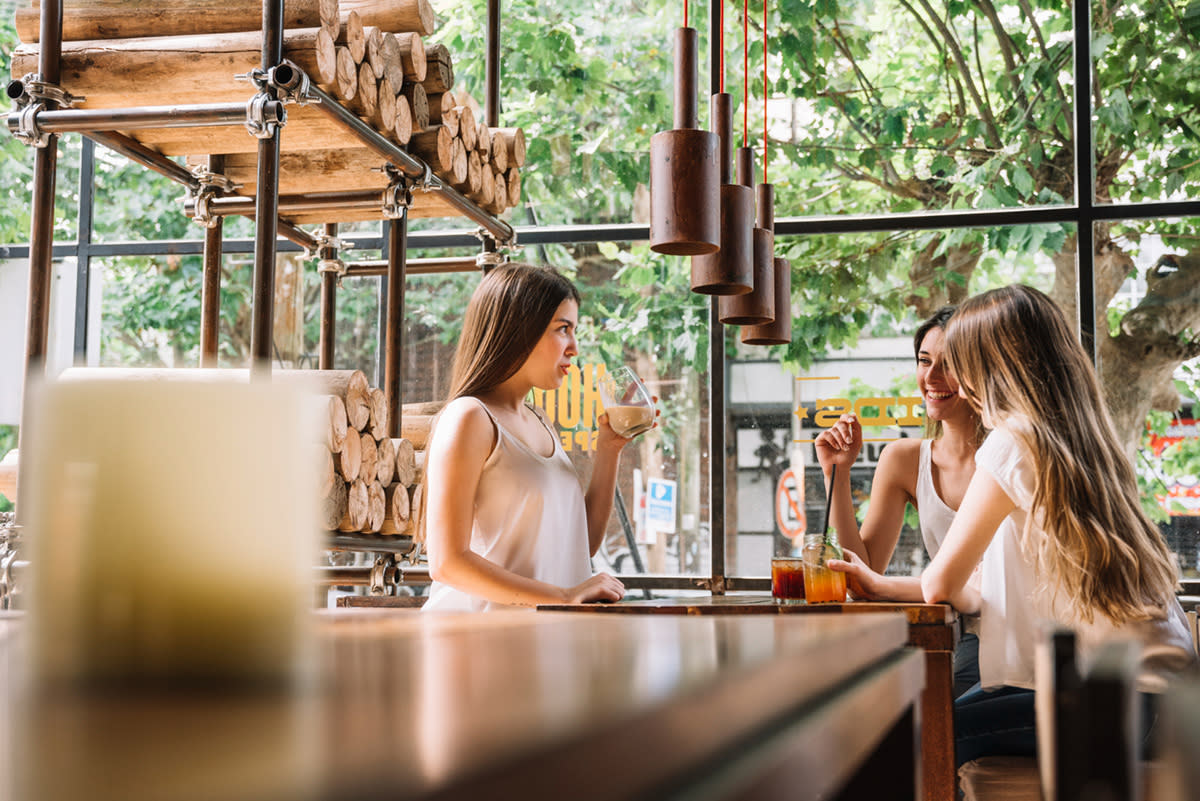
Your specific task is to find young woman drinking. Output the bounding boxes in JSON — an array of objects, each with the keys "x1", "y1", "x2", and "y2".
[{"x1": 423, "y1": 263, "x2": 645, "y2": 611}]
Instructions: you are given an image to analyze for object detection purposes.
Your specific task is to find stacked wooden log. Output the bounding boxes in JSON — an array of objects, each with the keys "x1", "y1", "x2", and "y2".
[
  {"x1": 10, "y1": 0, "x2": 525, "y2": 219},
  {"x1": 313, "y1": 370, "x2": 438, "y2": 536}
]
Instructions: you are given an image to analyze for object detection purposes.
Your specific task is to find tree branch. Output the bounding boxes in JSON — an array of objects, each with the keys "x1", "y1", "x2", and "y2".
[
  {"x1": 1016, "y1": 0, "x2": 1073, "y2": 140},
  {"x1": 905, "y1": 0, "x2": 1002, "y2": 147}
]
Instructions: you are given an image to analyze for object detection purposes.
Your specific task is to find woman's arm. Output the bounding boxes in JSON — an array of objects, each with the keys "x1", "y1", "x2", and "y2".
[
  {"x1": 852, "y1": 440, "x2": 920, "y2": 573},
  {"x1": 817, "y1": 414, "x2": 917, "y2": 574},
  {"x1": 426, "y1": 400, "x2": 623, "y2": 606},
  {"x1": 827, "y1": 550, "x2": 928, "y2": 602},
  {"x1": 920, "y1": 468, "x2": 1015, "y2": 611},
  {"x1": 583, "y1": 411, "x2": 643, "y2": 555}
]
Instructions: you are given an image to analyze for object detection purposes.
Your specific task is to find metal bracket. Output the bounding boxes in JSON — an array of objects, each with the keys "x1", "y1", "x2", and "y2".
[
  {"x1": 313, "y1": 231, "x2": 345, "y2": 253},
  {"x1": 369, "y1": 553, "x2": 396, "y2": 596},
  {"x1": 11, "y1": 103, "x2": 49, "y2": 148},
  {"x1": 13, "y1": 73, "x2": 82, "y2": 110},
  {"x1": 475, "y1": 249, "x2": 506, "y2": 270},
  {"x1": 265, "y1": 60, "x2": 317, "y2": 105},
  {"x1": 188, "y1": 167, "x2": 241, "y2": 229},
  {"x1": 317, "y1": 258, "x2": 347, "y2": 279},
  {"x1": 234, "y1": 68, "x2": 270, "y2": 92},
  {"x1": 8, "y1": 74, "x2": 82, "y2": 148},
  {"x1": 381, "y1": 171, "x2": 413, "y2": 220},
  {"x1": 245, "y1": 92, "x2": 286, "y2": 139}
]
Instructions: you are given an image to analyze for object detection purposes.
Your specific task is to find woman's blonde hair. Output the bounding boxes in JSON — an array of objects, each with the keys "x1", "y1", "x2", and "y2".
[
  {"x1": 448, "y1": 262, "x2": 581, "y2": 400},
  {"x1": 943, "y1": 285, "x2": 1178, "y2": 624}
]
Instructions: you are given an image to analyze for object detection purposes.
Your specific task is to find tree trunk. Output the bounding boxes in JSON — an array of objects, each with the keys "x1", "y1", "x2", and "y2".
[
  {"x1": 320, "y1": 475, "x2": 348, "y2": 531},
  {"x1": 317, "y1": 393, "x2": 349, "y2": 453},
  {"x1": 335, "y1": 11, "x2": 366, "y2": 64},
  {"x1": 339, "y1": 0, "x2": 435, "y2": 36},
  {"x1": 421, "y1": 42, "x2": 454, "y2": 94},
  {"x1": 399, "y1": 415, "x2": 432, "y2": 450},
  {"x1": 402, "y1": 82, "x2": 429, "y2": 132},
  {"x1": 358, "y1": 432, "x2": 378, "y2": 485},
  {"x1": 16, "y1": 0, "x2": 339, "y2": 43},
  {"x1": 375, "y1": 435, "x2": 395, "y2": 486},
  {"x1": 392, "y1": 437, "x2": 416, "y2": 486},
  {"x1": 11, "y1": 28, "x2": 339, "y2": 107},
  {"x1": 493, "y1": 127, "x2": 526, "y2": 168},
  {"x1": 364, "y1": 480, "x2": 386, "y2": 533},
  {"x1": 338, "y1": 478, "x2": 369, "y2": 531},
  {"x1": 333, "y1": 425, "x2": 361, "y2": 481}
]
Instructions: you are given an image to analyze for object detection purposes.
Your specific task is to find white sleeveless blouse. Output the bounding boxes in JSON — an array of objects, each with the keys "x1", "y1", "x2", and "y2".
[
  {"x1": 423, "y1": 397, "x2": 593, "y2": 612},
  {"x1": 916, "y1": 439, "x2": 957, "y2": 558}
]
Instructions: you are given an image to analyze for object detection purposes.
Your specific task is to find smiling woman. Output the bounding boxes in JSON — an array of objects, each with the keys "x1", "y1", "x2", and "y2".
[
  {"x1": 420, "y1": 263, "x2": 647, "y2": 611},
  {"x1": 814, "y1": 305, "x2": 987, "y2": 696}
]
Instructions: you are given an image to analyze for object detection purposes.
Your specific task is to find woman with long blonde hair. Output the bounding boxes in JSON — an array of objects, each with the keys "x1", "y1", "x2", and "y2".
[
  {"x1": 423, "y1": 263, "x2": 646, "y2": 611},
  {"x1": 831, "y1": 284, "x2": 1194, "y2": 765}
]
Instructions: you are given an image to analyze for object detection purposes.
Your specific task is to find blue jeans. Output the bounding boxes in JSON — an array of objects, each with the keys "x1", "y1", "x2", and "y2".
[
  {"x1": 954, "y1": 684, "x2": 1036, "y2": 767},
  {"x1": 953, "y1": 632, "x2": 980, "y2": 699},
  {"x1": 955, "y1": 683, "x2": 1160, "y2": 767}
]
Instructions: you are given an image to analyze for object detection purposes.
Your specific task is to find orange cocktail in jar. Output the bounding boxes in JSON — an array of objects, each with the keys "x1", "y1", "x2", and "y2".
[
  {"x1": 802, "y1": 562, "x2": 847, "y2": 603},
  {"x1": 770, "y1": 557, "x2": 805, "y2": 604},
  {"x1": 801, "y1": 537, "x2": 847, "y2": 603}
]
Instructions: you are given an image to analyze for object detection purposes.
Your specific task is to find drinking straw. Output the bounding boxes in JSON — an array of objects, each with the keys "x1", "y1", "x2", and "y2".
[{"x1": 821, "y1": 463, "x2": 836, "y2": 536}]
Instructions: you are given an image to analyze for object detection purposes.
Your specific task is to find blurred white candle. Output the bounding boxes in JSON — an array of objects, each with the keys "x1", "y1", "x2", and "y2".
[{"x1": 23, "y1": 374, "x2": 318, "y2": 685}]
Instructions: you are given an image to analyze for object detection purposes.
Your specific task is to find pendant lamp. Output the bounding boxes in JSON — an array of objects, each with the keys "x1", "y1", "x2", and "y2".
[
  {"x1": 690, "y1": 2, "x2": 752, "y2": 294},
  {"x1": 719, "y1": 149, "x2": 774, "y2": 323},
  {"x1": 649, "y1": 17, "x2": 719, "y2": 256}
]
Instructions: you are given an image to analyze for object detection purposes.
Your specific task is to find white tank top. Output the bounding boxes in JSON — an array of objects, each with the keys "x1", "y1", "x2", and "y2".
[
  {"x1": 916, "y1": 439, "x2": 957, "y2": 558},
  {"x1": 423, "y1": 397, "x2": 593, "y2": 612}
]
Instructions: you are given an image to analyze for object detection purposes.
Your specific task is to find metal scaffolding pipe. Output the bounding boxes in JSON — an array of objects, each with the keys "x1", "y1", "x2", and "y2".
[
  {"x1": 384, "y1": 216, "x2": 406, "y2": 438},
  {"x1": 344, "y1": 256, "x2": 479, "y2": 276},
  {"x1": 7, "y1": 102, "x2": 251, "y2": 134},
  {"x1": 318, "y1": 222, "x2": 337, "y2": 370},
  {"x1": 249, "y1": 0, "x2": 286, "y2": 378},
  {"x1": 17, "y1": 0, "x2": 64, "y2": 519},
  {"x1": 88, "y1": 130, "x2": 199, "y2": 189},
  {"x1": 200, "y1": 154, "x2": 224, "y2": 368},
  {"x1": 485, "y1": 0, "x2": 500, "y2": 128}
]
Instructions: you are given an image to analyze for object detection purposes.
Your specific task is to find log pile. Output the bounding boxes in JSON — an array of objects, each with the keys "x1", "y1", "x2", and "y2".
[
  {"x1": 10, "y1": 0, "x2": 525, "y2": 220},
  {"x1": 311, "y1": 369, "x2": 438, "y2": 537}
]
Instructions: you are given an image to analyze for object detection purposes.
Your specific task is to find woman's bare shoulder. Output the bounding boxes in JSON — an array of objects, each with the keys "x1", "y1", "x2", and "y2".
[{"x1": 433, "y1": 397, "x2": 495, "y2": 442}]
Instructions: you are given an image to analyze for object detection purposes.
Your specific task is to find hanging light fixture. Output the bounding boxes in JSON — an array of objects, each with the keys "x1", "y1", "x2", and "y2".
[
  {"x1": 722, "y1": 0, "x2": 774, "y2": 324},
  {"x1": 741, "y1": 0, "x2": 791, "y2": 346},
  {"x1": 649, "y1": 0, "x2": 720, "y2": 256},
  {"x1": 690, "y1": 0, "x2": 753, "y2": 295}
]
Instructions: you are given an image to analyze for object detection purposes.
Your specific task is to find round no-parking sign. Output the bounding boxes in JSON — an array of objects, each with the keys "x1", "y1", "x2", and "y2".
[{"x1": 775, "y1": 468, "x2": 807, "y2": 539}]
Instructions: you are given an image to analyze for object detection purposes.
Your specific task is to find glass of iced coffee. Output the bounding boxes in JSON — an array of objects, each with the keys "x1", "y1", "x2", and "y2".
[
  {"x1": 598, "y1": 366, "x2": 656, "y2": 438},
  {"x1": 771, "y1": 557, "x2": 806, "y2": 604}
]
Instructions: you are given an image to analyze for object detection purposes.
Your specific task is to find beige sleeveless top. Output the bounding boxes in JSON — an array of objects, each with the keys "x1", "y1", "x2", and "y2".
[{"x1": 423, "y1": 397, "x2": 593, "y2": 612}]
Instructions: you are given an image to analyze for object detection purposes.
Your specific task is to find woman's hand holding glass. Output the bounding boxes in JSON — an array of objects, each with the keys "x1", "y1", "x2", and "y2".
[
  {"x1": 597, "y1": 366, "x2": 660, "y2": 449},
  {"x1": 826, "y1": 549, "x2": 887, "y2": 601}
]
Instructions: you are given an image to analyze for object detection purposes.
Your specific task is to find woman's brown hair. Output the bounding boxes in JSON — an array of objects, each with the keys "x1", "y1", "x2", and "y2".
[
  {"x1": 448, "y1": 263, "x2": 581, "y2": 401},
  {"x1": 943, "y1": 284, "x2": 1178, "y2": 624}
]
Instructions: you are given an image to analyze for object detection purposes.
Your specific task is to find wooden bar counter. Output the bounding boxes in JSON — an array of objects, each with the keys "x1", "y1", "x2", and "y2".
[
  {"x1": 0, "y1": 609, "x2": 922, "y2": 801},
  {"x1": 539, "y1": 596, "x2": 959, "y2": 801}
]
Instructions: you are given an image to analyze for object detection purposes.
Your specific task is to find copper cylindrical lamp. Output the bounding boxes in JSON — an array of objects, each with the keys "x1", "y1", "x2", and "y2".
[
  {"x1": 649, "y1": 27, "x2": 720, "y2": 256},
  {"x1": 741, "y1": 256, "x2": 792, "y2": 345},
  {"x1": 690, "y1": 94, "x2": 753, "y2": 293},
  {"x1": 720, "y1": 151, "x2": 774, "y2": 322}
]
